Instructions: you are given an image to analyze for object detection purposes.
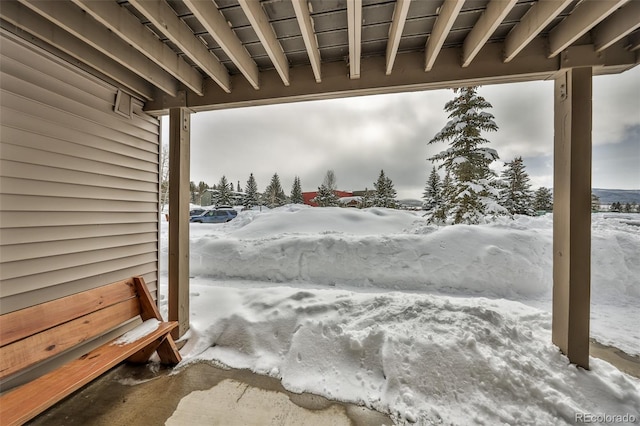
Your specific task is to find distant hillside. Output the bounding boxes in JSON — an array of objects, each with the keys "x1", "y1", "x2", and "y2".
[
  {"x1": 593, "y1": 188, "x2": 640, "y2": 204},
  {"x1": 398, "y1": 199, "x2": 423, "y2": 208}
]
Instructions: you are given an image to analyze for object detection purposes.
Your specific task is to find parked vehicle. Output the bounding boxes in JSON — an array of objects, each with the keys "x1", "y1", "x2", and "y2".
[
  {"x1": 189, "y1": 208, "x2": 207, "y2": 218},
  {"x1": 190, "y1": 209, "x2": 237, "y2": 223}
]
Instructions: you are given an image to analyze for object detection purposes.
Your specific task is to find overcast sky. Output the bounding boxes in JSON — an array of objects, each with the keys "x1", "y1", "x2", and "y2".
[{"x1": 162, "y1": 66, "x2": 639, "y2": 199}]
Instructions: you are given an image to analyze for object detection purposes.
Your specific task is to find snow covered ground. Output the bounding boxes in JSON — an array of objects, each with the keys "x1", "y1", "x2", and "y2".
[{"x1": 159, "y1": 206, "x2": 640, "y2": 425}]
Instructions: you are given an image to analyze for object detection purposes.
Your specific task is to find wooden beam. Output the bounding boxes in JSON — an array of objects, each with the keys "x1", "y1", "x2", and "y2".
[
  {"x1": 592, "y1": 0, "x2": 640, "y2": 52},
  {"x1": 628, "y1": 31, "x2": 640, "y2": 51},
  {"x1": 70, "y1": 0, "x2": 204, "y2": 95},
  {"x1": 292, "y1": 0, "x2": 321, "y2": 82},
  {"x1": 128, "y1": 0, "x2": 231, "y2": 93},
  {"x1": 0, "y1": 3, "x2": 155, "y2": 100},
  {"x1": 144, "y1": 39, "x2": 637, "y2": 114},
  {"x1": 386, "y1": 0, "x2": 411, "y2": 75},
  {"x1": 548, "y1": 0, "x2": 628, "y2": 58},
  {"x1": 168, "y1": 108, "x2": 190, "y2": 339},
  {"x1": 462, "y1": 0, "x2": 517, "y2": 67},
  {"x1": 183, "y1": 0, "x2": 259, "y2": 90},
  {"x1": 347, "y1": 0, "x2": 362, "y2": 79},
  {"x1": 504, "y1": 0, "x2": 572, "y2": 63},
  {"x1": 552, "y1": 67, "x2": 592, "y2": 369},
  {"x1": 425, "y1": 0, "x2": 465, "y2": 72},
  {"x1": 238, "y1": 0, "x2": 290, "y2": 86},
  {"x1": 16, "y1": 0, "x2": 178, "y2": 97}
]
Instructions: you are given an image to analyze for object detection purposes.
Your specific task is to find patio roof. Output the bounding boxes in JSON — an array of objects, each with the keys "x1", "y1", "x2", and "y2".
[{"x1": 1, "y1": 0, "x2": 638, "y2": 113}]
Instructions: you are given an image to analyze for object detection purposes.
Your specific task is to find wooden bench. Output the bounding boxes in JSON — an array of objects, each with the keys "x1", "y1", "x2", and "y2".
[{"x1": 0, "y1": 276, "x2": 182, "y2": 426}]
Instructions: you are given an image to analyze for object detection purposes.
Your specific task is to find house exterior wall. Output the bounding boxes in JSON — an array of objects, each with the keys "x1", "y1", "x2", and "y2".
[{"x1": 0, "y1": 31, "x2": 160, "y2": 314}]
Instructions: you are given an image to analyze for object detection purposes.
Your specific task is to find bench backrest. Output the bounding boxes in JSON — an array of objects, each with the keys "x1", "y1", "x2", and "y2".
[{"x1": 0, "y1": 278, "x2": 146, "y2": 380}]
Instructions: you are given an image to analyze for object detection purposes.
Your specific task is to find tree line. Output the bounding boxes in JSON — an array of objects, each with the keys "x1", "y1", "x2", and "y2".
[
  {"x1": 608, "y1": 202, "x2": 640, "y2": 213},
  {"x1": 187, "y1": 168, "x2": 400, "y2": 209}
]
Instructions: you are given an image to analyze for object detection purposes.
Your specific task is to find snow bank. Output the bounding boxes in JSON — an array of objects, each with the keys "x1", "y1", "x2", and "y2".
[
  {"x1": 157, "y1": 207, "x2": 640, "y2": 424},
  {"x1": 228, "y1": 204, "x2": 421, "y2": 237},
  {"x1": 181, "y1": 208, "x2": 639, "y2": 302},
  {"x1": 161, "y1": 207, "x2": 640, "y2": 354},
  {"x1": 178, "y1": 284, "x2": 640, "y2": 425},
  {"x1": 190, "y1": 223, "x2": 552, "y2": 299}
]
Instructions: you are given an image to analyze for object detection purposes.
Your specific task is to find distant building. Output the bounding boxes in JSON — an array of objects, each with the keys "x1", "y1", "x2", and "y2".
[{"x1": 338, "y1": 196, "x2": 362, "y2": 208}]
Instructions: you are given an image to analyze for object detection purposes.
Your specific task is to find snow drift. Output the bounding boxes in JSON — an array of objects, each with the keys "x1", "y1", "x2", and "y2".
[
  {"x1": 177, "y1": 284, "x2": 640, "y2": 425},
  {"x1": 183, "y1": 205, "x2": 639, "y2": 302},
  {"x1": 159, "y1": 205, "x2": 640, "y2": 425}
]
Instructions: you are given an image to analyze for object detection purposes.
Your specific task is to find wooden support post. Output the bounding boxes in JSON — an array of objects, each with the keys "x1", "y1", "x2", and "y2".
[
  {"x1": 168, "y1": 108, "x2": 190, "y2": 339},
  {"x1": 552, "y1": 67, "x2": 592, "y2": 369}
]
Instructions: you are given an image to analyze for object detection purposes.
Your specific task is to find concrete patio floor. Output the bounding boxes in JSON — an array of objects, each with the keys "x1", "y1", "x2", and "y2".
[
  {"x1": 25, "y1": 341, "x2": 638, "y2": 426},
  {"x1": 28, "y1": 361, "x2": 393, "y2": 426}
]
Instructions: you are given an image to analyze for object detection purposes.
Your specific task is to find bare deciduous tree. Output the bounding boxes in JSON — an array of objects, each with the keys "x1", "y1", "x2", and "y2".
[{"x1": 160, "y1": 144, "x2": 169, "y2": 212}]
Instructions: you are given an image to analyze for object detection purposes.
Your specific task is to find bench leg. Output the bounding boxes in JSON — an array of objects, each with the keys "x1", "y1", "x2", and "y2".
[
  {"x1": 127, "y1": 334, "x2": 182, "y2": 364},
  {"x1": 156, "y1": 335, "x2": 182, "y2": 364}
]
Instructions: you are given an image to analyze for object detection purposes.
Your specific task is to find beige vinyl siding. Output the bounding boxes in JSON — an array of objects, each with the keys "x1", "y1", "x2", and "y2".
[{"x1": 0, "y1": 32, "x2": 161, "y2": 314}]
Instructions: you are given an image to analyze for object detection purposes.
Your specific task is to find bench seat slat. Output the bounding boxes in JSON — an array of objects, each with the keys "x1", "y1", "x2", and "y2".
[
  {"x1": 0, "y1": 278, "x2": 136, "y2": 346},
  {"x1": 0, "y1": 298, "x2": 140, "y2": 380},
  {"x1": 0, "y1": 321, "x2": 178, "y2": 426}
]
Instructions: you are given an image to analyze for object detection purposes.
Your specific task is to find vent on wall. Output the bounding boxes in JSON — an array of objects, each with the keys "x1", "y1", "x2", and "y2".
[{"x1": 114, "y1": 89, "x2": 132, "y2": 118}]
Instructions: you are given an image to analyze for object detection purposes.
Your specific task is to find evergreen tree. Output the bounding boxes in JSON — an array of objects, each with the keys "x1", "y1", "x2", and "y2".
[
  {"x1": 315, "y1": 184, "x2": 339, "y2": 206},
  {"x1": 423, "y1": 166, "x2": 442, "y2": 211},
  {"x1": 623, "y1": 202, "x2": 632, "y2": 213},
  {"x1": 244, "y1": 173, "x2": 260, "y2": 208},
  {"x1": 533, "y1": 187, "x2": 553, "y2": 212},
  {"x1": 386, "y1": 175, "x2": 398, "y2": 208},
  {"x1": 427, "y1": 86, "x2": 506, "y2": 224},
  {"x1": 290, "y1": 176, "x2": 304, "y2": 204},
  {"x1": 499, "y1": 156, "x2": 534, "y2": 215},
  {"x1": 591, "y1": 193, "x2": 601, "y2": 212},
  {"x1": 237, "y1": 181, "x2": 242, "y2": 193},
  {"x1": 189, "y1": 181, "x2": 197, "y2": 204},
  {"x1": 360, "y1": 188, "x2": 373, "y2": 208},
  {"x1": 263, "y1": 173, "x2": 286, "y2": 208},
  {"x1": 372, "y1": 169, "x2": 398, "y2": 208},
  {"x1": 216, "y1": 176, "x2": 233, "y2": 205},
  {"x1": 315, "y1": 170, "x2": 339, "y2": 207},
  {"x1": 430, "y1": 172, "x2": 452, "y2": 222}
]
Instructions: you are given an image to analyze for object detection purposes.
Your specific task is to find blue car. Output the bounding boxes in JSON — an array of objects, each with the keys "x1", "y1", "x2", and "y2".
[{"x1": 190, "y1": 209, "x2": 237, "y2": 223}]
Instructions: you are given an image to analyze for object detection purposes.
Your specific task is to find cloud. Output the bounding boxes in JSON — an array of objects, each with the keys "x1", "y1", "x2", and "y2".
[
  {"x1": 593, "y1": 124, "x2": 640, "y2": 189},
  {"x1": 180, "y1": 91, "x2": 453, "y2": 197},
  {"x1": 593, "y1": 68, "x2": 640, "y2": 146},
  {"x1": 478, "y1": 82, "x2": 554, "y2": 160}
]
